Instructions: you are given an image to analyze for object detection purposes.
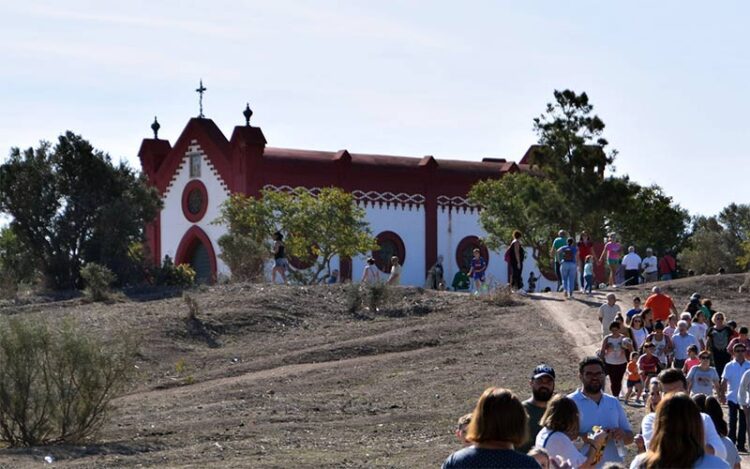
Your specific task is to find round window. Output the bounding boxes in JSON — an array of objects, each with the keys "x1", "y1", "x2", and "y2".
[
  {"x1": 181, "y1": 180, "x2": 208, "y2": 223},
  {"x1": 456, "y1": 236, "x2": 489, "y2": 272},
  {"x1": 188, "y1": 189, "x2": 204, "y2": 215},
  {"x1": 373, "y1": 231, "x2": 406, "y2": 273}
]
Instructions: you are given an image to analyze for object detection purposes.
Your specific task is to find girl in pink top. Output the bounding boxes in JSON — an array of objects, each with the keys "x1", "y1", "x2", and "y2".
[{"x1": 598, "y1": 233, "x2": 622, "y2": 287}]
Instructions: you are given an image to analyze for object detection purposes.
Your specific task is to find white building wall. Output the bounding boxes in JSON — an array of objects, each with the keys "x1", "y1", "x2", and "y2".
[
  {"x1": 352, "y1": 203, "x2": 425, "y2": 286},
  {"x1": 160, "y1": 141, "x2": 230, "y2": 277},
  {"x1": 437, "y1": 207, "x2": 555, "y2": 291}
]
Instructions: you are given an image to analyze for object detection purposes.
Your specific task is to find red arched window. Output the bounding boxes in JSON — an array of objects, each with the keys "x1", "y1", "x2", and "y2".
[
  {"x1": 182, "y1": 180, "x2": 209, "y2": 223},
  {"x1": 455, "y1": 236, "x2": 489, "y2": 272},
  {"x1": 373, "y1": 231, "x2": 406, "y2": 273}
]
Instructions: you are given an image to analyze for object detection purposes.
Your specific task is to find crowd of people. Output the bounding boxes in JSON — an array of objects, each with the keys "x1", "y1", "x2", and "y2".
[{"x1": 443, "y1": 287, "x2": 750, "y2": 468}]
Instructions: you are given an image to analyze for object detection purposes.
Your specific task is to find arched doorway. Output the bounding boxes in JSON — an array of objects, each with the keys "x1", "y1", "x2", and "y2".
[{"x1": 175, "y1": 226, "x2": 217, "y2": 284}]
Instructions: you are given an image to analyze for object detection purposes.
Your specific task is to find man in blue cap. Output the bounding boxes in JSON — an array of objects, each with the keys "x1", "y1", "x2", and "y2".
[{"x1": 519, "y1": 364, "x2": 556, "y2": 452}]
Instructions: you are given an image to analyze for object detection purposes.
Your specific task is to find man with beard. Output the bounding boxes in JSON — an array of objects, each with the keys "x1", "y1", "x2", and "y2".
[
  {"x1": 518, "y1": 364, "x2": 555, "y2": 452},
  {"x1": 568, "y1": 356, "x2": 633, "y2": 468}
]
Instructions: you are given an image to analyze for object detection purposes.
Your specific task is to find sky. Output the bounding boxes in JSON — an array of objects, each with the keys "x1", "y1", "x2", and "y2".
[{"x1": 1, "y1": 1, "x2": 747, "y2": 217}]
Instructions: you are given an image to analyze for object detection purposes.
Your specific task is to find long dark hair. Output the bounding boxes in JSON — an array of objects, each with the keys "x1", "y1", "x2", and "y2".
[{"x1": 644, "y1": 393, "x2": 704, "y2": 468}]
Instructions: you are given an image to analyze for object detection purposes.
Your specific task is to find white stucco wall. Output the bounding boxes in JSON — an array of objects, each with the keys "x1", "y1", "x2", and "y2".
[
  {"x1": 160, "y1": 141, "x2": 230, "y2": 276},
  {"x1": 352, "y1": 203, "x2": 426, "y2": 286},
  {"x1": 437, "y1": 207, "x2": 555, "y2": 291}
]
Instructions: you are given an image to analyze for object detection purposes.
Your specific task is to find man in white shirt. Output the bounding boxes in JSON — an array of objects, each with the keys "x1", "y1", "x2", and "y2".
[
  {"x1": 641, "y1": 248, "x2": 658, "y2": 283},
  {"x1": 723, "y1": 343, "x2": 750, "y2": 451},
  {"x1": 621, "y1": 246, "x2": 642, "y2": 286},
  {"x1": 641, "y1": 369, "x2": 727, "y2": 460},
  {"x1": 569, "y1": 356, "x2": 633, "y2": 468}
]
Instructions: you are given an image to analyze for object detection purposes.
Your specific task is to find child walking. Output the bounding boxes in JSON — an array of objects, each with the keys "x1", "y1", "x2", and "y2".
[
  {"x1": 624, "y1": 351, "x2": 643, "y2": 404},
  {"x1": 583, "y1": 255, "x2": 594, "y2": 294}
]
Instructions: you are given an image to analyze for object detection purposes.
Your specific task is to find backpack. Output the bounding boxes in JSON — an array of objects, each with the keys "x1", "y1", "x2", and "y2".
[{"x1": 562, "y1": 247, "x2": 574, "y2": 262}]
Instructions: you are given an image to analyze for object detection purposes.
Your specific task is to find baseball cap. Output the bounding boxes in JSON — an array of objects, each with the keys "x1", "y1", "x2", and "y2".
[{"x1": 532, "y1": 364, "x2": 556, "y2": 380}]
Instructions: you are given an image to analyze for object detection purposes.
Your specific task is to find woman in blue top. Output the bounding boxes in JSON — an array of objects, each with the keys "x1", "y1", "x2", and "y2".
[
  {"x1": 442, "y1": 387, "x2": 539, "y2": 469},
  {"x1": 556, "y1": 238, "x2": 578, "y2": 299}
]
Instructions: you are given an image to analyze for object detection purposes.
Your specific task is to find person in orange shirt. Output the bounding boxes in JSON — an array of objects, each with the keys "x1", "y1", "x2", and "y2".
[
  {"x1": 624, "y1": 351, "x2": 644, "y2": 404},
  {"x1": 644, "y1": 286, "x2": 678, "y2": 322}
]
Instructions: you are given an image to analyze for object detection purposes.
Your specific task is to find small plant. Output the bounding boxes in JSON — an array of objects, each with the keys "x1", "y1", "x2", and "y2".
[
  {"x1": 174, "y1": 358, "x2": 194, "y2": 384},
  {"x1": 345, "y1": 283, "x2": 362, "y2": 314},
  {"x1": 80, "y1": 262, "x2": 116, "y2": 302},
  {"x1": 364, "y1": 283, "x2": 389, "y2": 312},
  {"x1": 481, "y1": 285, "x2": 517, "y2": 307},
  {"x1": 0, "y1": 317, "x2": 135, "y2": 446},
  {"x1": 153, "y1": 256, "x2": 196, "y2": 287},
  {"x1": 183, "y1": 293, "x2": 200, "y2": 320}
]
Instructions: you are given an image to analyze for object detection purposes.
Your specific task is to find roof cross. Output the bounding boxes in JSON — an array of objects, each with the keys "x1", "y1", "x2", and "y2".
[{"x1": 196, "y1": 79, "x2": 207, "y2": 118}]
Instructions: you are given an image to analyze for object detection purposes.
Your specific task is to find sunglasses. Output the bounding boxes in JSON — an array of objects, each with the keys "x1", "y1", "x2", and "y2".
[{"x1": 700, "y1": 356, "x2": 710, "y2": 360}]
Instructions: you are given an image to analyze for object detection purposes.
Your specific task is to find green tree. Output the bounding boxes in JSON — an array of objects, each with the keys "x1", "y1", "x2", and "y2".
[
  {"x1": 680, "y1": 204, "x2": 750, "y2": 274},
  {"x1": 530, "y1": 89, "x2": 620, "y2": 237},
  {"x1": 471, "y1": 90, "x2": 690, "y2": 279},
  {"x1": 0, "y1": 227, "x2": 37, "y2": 291},
  {"x1": 214, "y1": 193, "x2": 274, "y2": 282},
  {"x1": 469, "y1": 173, "x2": 564, "y2": 273},
  {"x1": 216, "y1": 188, "x2": 377, "y2": 284},
  {"x1": 0, "y1": 133, "x2": 161, "y2": 289},
  {"x1": 679, "y1": 227, "x2": 737, "y2": 274},
  {"x1": 606, "y1": 183, "x2": 690, "y2": 255}
]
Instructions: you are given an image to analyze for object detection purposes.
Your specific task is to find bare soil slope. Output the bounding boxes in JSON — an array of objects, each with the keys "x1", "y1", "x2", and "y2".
[
  {"x1": 1, "y1": 275, "x2": 746, "y2": 468},
  {"x1": 0, "y1": 285, "x2": 585, "y2": 468}
]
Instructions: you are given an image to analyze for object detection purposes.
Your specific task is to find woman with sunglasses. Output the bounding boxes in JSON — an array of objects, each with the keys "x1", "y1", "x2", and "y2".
[
  {"x1": 628, "y1": 314, "x2": 648, "y2": 352},
  {"x1": 687, "y1": 351, "x2": 721, "y2": 397}
]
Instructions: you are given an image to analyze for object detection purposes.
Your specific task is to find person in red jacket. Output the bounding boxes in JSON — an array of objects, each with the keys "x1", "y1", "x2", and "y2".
[{"x1": 658, "y1": 250, "x2": 677, "y2": 281}]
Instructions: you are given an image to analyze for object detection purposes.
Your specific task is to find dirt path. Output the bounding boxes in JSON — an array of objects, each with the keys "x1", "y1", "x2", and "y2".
[{"x1": 531, "y1": 291, "x2": 606, "y2": 358}]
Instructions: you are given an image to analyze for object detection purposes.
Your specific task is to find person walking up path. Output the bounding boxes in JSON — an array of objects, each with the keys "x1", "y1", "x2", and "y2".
[
  {"x1": 551, "y1": 230, "x2": 567, "y2": 292},
  {"x1": 557, "y1": 238, "x2": 578, "y2": 299}
]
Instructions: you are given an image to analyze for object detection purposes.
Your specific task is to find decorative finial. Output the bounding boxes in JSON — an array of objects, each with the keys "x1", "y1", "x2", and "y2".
[
  {"x1": 243, "y1": 103, "x2": 253, "y2": 126},
  {"x1": 151, "y1": 116, "x2": 160, "y2": 139},
  {"x1": 196, "y1": 79, "x2": 207, "y2": 118}
]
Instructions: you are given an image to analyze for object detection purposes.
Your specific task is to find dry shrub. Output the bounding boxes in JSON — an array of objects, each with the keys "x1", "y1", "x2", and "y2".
[
  {"x1": 345, "y1": 283, "x2": 390, "y2": 314},
  {"x1": 482, "y1": 285, "x2": 518, "y2": 307},
  {"x1": 0, "y1": 317, "x2": 135, "y2": 446}
]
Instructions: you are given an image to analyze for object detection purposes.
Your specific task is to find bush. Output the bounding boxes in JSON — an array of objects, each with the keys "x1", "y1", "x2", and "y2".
[
  {"x1": 0, "y1": 317, "x2": 135, "y2": 446},
  {"x1": 153, "y1": 256, "x2": 195, "y2": 287},
  {"x1": 80, "y1": 263, "x2": 116, "y2": 302},
  {"x1": 481, "y1": 285, "x2": 518, "y2": 307},
  {"x1": 217, "y1": 234, "x2": 268, "y2": 282},
  {"x1": 346, "y1": 283, "x2": 390, "y2": 314}
]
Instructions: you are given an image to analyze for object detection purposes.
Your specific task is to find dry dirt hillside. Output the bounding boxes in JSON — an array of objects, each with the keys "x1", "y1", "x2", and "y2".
[{"x1": 0, "y1": 274, "x2": 747, "y2": 468}]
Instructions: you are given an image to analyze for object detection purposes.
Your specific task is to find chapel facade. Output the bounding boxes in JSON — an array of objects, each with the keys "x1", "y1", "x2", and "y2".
[{"x1": 138, "y1": 105, "x2": 550, "y2": 288}]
